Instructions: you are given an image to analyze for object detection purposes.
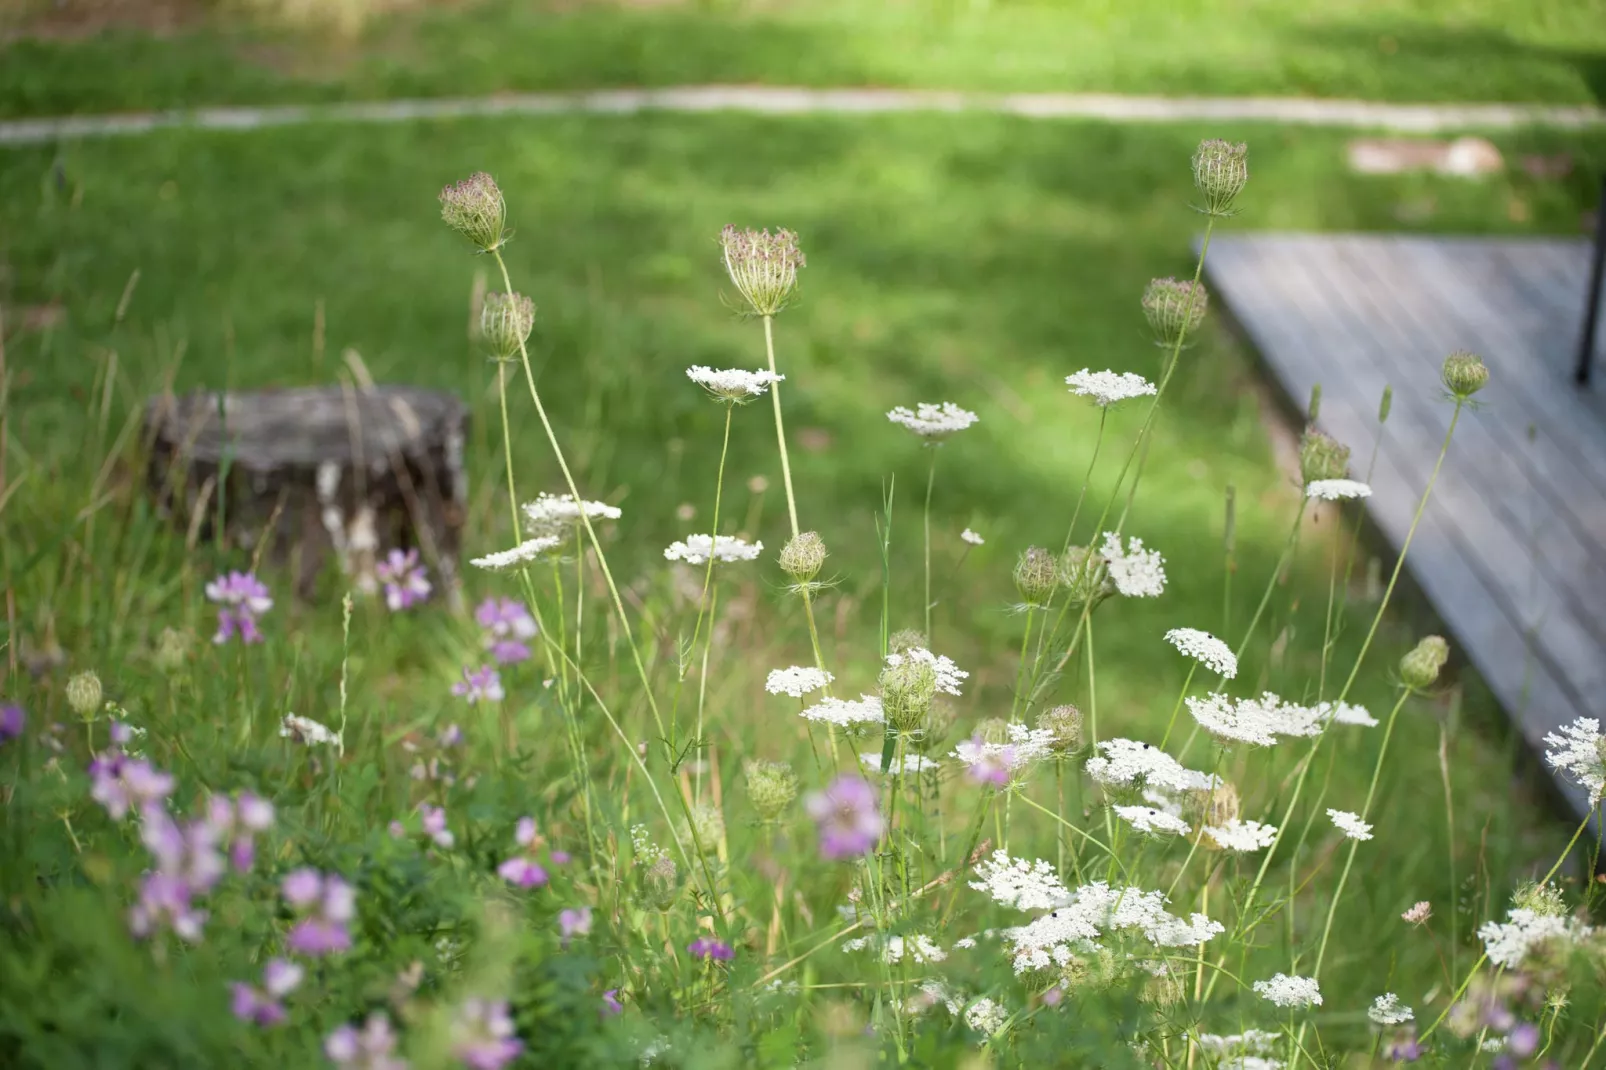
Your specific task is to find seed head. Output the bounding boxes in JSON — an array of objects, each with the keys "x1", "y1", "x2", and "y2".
[
  {"x1": 480, "y1": 292, "x2": 534, "y2": 361},
  {"x1": 1299, "y1": 428, "x2": 1352, "y2": 484},
  {"x1": 1036, "y1": 704, "x2": 1083, "y2": 755},
  {"x1": 1191, "y1": 139, "x2": 1249, "y2": 217},
  {"x1": 880, "y1": 656, "x2": 938, "y2": 735},
  {"x1": 1441, "y1": 350, "x2": 1490, "y2": 400},
  {"x1": 642, "y1": 855, "x2": 680, "y2": 912},
  {"x1": 917, "y1": 697, "x2": 958, "y2": 754},
  {"x1": 1142, "y1": 969, "x2": 1186, "y2": 1008},
  {"x1": 153, "y1": 628, "x2": 191, "y2": 675},
  {"x1": 1014, "y1": 546, "x2": 1059, "y2": 606},
  {"x1": 1142, "y1": 278, "x2": 1208, "y2": 348},
  {"x1": 1058, "y1": 546, "x2": 1116, "y2": 609},
  {"x1": 720, "y1": 225, "x2": 805, "y2": 316},
  {"x1": 66, "y1": 670, "x2": 103, "y2": 719},
  {"x1": 779, "y1": 531, "x2": 827, "y2": 583},
  {"x1": 1188, "y1": 781, "x2": 1240, "y2": 826},
  {"x1": 744, "y1": 760, "x2": 799, "y2": 823},
  {"x1": 438, "y1": 172, "x2": 508, "y2": 253},
  {"x1": 1400, "y1": 635, "x2": 1449, "y2": 691}
]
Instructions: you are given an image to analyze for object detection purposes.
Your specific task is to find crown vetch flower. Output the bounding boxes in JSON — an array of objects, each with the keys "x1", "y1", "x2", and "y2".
[
  {"x1": 89, "y1": 753, "x2": 175, "y2": 820},
  {"x1": 664, "y1": 533, "x2": 764, "y2": 565},
  {"x1": 688, "y1": 936, "x2": 735, "y2": 961},
  {"x1": 480, "y1": 291, "x2": 534, "y2": 360},
  {"x1": 475, "y1": 598, "x2": 537, "y2": 664},
  {"x1": 450, "y1": 997, "x2": 522, "y2": 1070},
  {"x1": 1165, "y1": 627, "x2": 1237, "y2": 678},
  {"x1": 686, "y1": 365, "x2": 784, "y2": 402},
  {"x1": 206, "y1": 570, "x2": 272, "y2": 644},
  {"x1": 499, "y1": 814, "x2": 550, "y2": 888},
  {"x1": 559, "y1": 906, "x2": 592, "y2": 943},
  {"x1": 283, "y1": 869, "x2": 356, "y2": 957},
  {"x1": 439, "y1": 172, "x2": 508, "y2": 252},
  {"x1": 325, "y1": 1012, "x2": 406, "y2": 1070},
  {"x1": 230, "y1": 958, "x2": 303, "y2": 1028},
  {"x1": 0, "y1": 703, "x2": 23, "y2": 744},
  {"x1": 1253, "y1": 973, "x2": 1322, "y2": 1008},
  {"x1": 1100, "y1": 532, "x2": 1166, "y2": 597},
  {"x1": 887, "y1": 402, "x2": 979, "y2": 439},
  {"x1": 805, "y1": 775, "x2": 884, "y2": 860},
  {"x1": 375, "y1": 548, "x2": 431, "y2": 611},
  {"x1": 452, "y1": 665, "x2": 503, "y2": 704},
  {"x1": 1065, "y1": 368, "x2": 1158, "y2": 407},
  {"x1": 720, "y1": 225, "x2": 805, "y2": 316}
]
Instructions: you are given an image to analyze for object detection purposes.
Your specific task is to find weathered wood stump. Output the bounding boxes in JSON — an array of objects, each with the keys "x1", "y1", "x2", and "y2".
[{"x1": 144, "y1": 386, "x2": 469, "y2": 605}]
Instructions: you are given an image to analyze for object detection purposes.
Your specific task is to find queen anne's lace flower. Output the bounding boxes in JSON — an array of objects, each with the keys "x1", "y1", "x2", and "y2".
[
  {"x1": 970, "y1": 852, "x2": 1071, "y2": 911},
  {"x1": 961, "y1": 528, "x2": 985, "y2": 546},
  {"x1": 1305, "y1": 479, "x2": 1373, "y2": 501},
  {"x1": 664, "y1": 534, "x2": 764, "y2": 565},
  {"x1": 1114, "y1": 805, "x2": 1192, "y2": 836},
  {"x1": 884, "y1": 647, "x2": 968, "y2": 696},
  {"x1": 1165, "y1": 628, "x2": 1237, "y2": 678},
  {"x1": 765, "y1": 666, "x2": 833, "y2": 698},
  {"x1": 1327, "y1": 809, "x2": 1374, "y2": 841},
  {"x1": 953, "y1": 723, "x2": 1057, "y2": 780},
  {"x1": 1253, "y1": 973, "x2": 1322, "y2": 1008},
  {"x1": 1478, "y1": 907, "x2": 1594, "y2": 969},
  {"x1": 1085, "y1": 738, "x2": 1218, "y2": 794},
  {"x1": 685, "y1": 366, "x2": 784, "y2": 402},
  {"x1": 1065, "y1": 368, "x2": 1158, "y2": 407},
  {"x1": 1369, "y1": 993, "x2": 1414, "y2": 1025},
  {"x1": 1002, "y1": 881, "x2": 1223, "y2": 973},
  {"x1": 858, "y1": 752, "x2": 940, "y2": 775},
  {"x1": 1322, "y1": 701, "x2": 1377, "y2": 727},
  {"x1": 1203, "y1": 819, "x2": 1278, "y2": 852},
  {"x1": 887, "y1": 402, "x2": 979, "y2": 439},
  {"x1": 281, "y1": 714, "x2": 341, "y2": 748},
  {"x1": 1187, "y1": 692, "x2": 1285, "y2": 747},
  {"x1": 1197, "y1": 1031, "x2": 1280, "y2": 1058},
  {"x1": 1100, "y1": 532, "x2": 1166, "y2": 597},
  {"x1": 522, "y1": 494, "x2": 622, "y2": 536},
  {"x1": 800, "y1": 694, "x2": 884, "y2": 727},
  {"x1": 963, "y1": 998, "x2": 1008, "y2": 1034},
  {"x1": 1543, "y1": 717, "x2": 1606, "y2": 805},
  {"x1": 471, "y1": 536, "x2": 563, "y2": 571},
  {"x1": 842, "y1": 933, "x2": 947, "y2": 964}
]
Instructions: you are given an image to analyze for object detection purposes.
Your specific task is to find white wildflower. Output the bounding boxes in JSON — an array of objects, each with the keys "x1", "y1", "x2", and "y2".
[
  {"x1": 1065, "y1": 368, "x2": 1158, "y2": 407},
  {"x1": 953, "y1": 722, "x2": 1057, "y2": 777},
  {"x1": 1085, "y1": 738, "x2": 1219, "y2": 794},
  {"x1": 1543, "y1": 717, "x2": 1606, "y2": 805},
  {"x1": 961, "y1": 528, "x2": 985, "y2": 546},
  {"x1": 1003, "y1": 881, "x2": 1222, "y2": 973},
  {"x1": 859, "y1": 752, "x2": 941, "y2": 775},
  {"x1": 1305, "y1": 479, "x2": 1373, "y2": 501},
  {"x1": 664, "y1": 534, "x2": 764, "y2": 565},
  {"x1": 800, "y1": 694, "x2": 885, "y2": 727},
  {"x1": 969, "y1": 851, "x2": 1071, "y2": 912},
  {"x1": 1479, "y1": 907, "x2": 1594, "y2": 969},
  {"x1": 1146, "y1": 911, "x2": 1226, "y2": 948},
  {"x1": 885, "y1": 647, "x2": 968, "y2": 696},
  {"x1": 951, "y1": 936, "x2": 979, "y2": 950},
  {"x1": 1197, "y1": 1031, "x2": 1280, "y2": 1057},
  {"x1": 887, "y1": 402, "x2": 979, "y2": 439},
  {"x1": 1164, "y1": 627, "x2": 1237, "y2": 678},
  {"x1": 1322, "y1": 701, "x2": 1377, "y2": 727},
  {"x1": 280, "y1": 713, "x2": 340, "y2": 748},
  {"x1": 1253, "y1": 973, "x2": 1322, "y2": 1009},
  {"x1": 1100, "y1": 532, "x2": 1166, "y2": 597},
  {"x1": 1187, "y1": 692, "x2": 1283, "y2": 747},
  {"x1": 843, "y1": 932, "x2": 947, "y2": 965},
  {"x1": 1328, "y1": 808, "x2": 1374, "y2": 841},
  {"x1": 522, "y1": 493, "x2": 622, "y2": 535},
  {"x1": 470, "y1": 535, "x2": 563, "y2": 571},
  {"x1": 1369, "y1": 993, "x2": 1414, "y2": 1025},
  {"x1": 685, "y1": 365, "x2": 783, "y2": 401},
  {"x1": 907, "y1": 980, "x2": 963, "y2": 1016},
  {"x1": 765, "y1": 666, "x2": 833, "y2": 698},
  {"x1": 963, "y1": 998, "x2": 1008, "y2": 1035},
  {"x1": 1114, "y1": 805, "x2": 1192, "y2": 836},
  {"x1": 1203, "y1": 819, "x2": 1278, "y2": 852}
]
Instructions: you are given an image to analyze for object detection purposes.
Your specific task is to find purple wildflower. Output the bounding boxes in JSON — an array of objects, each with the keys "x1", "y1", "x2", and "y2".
[
  {"x1": 283, "y1": 869, "x2": 355, "y2": 957},
  {"x1": 498, "y1": 856, "x2": 548, "y2": 889},
  {"x1": 688, "y1": 936, "x2": 735, "y2": 961},
  {"x1": 230, "y1": 958, "x2": 302, "y2": 1027},
  {"x1": 419, "y1": 803, "x2": 455, "y2": 849},
  {"x1": 206, "y1": 571, "x2": 272, "y2": 645},
  {"x1": 1506, "y1": 1022, "x2": 1540, "y2": 1058},
  {"x1": 451, "y1": 997, "x2": 522, "y2": 1070},
  {"x1": 1385, "y1": 1028, "x2": 1425, "y2": 1062},
  {"x1": 376, "y1": 548, "x2": 432, "y2": 611},
  {"x1": 475, "y1": 598, "x2": 538, "y2": 664},
  {"x1": 130, "y1": 870, "x2": 208, "y2": 942},
  {"x1": 804, "y1": 775, "x2": 884, "y2": 860},
  {"x1": 558, "y1": 907, "x2": 592, "y2": 943},
  {"x1": 0, "y1": 704, "x2": 22, "y2": 743},
  {"x1": 89, "y1": 753, "x2": 175, "y2": 820},
  {"x1": 452, "y1": 665, "x2": 503, "y2": 704},
  {"x1": 601, "y1": 989, "x2": 623, "y2": 1017},
  {"x1": 326, "y1": 1012, "x2": 408, "y2": 1069}
]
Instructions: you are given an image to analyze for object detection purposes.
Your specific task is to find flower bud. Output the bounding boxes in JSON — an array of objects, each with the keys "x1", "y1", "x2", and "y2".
[
  {"x1": 480, "y1": 292, "x2": 534, "y2": 361},
  {"x1": 779, "y1": 531, "x2": 827, "y2": 583},
  {"x1": 66, "y1": 670, "x2": 103, "y2": 719},
  {"x1": 153, "y1": 628, "x2": 191, "y2": 675},
  {"x1": 1378, "y1": 384, "x2": 1393, "y2": 425},
  {"x1": 974, "y1": 718, "x2": 1010, "y2": 746},
  {"x1": 1191, "y1": 139, "x2": 1248, "y2": 217},
  {"x1": 744, "y1": 760, "x2": 799, "y2": 822},
  {"x1": 438, "y1": 172, "x2": 508, "y2": 253},
  {"x1": 1036, "y1": 704, "x2": 1083, "y2": 755},
  {"x1": 1307, "y1": 383, "x2": 1322, "y2": 423},
  {"x1": 1299, "y1": 428, "x2": 1351, "y2": 484},
  {"x1": 720, "y1": 225, "x2": 805, "y2": 316},
  {"x1": 1400, "y1": 635, "x2": 1449, "y2": 691},
  {"x1": 1142, "y1": 277, "x2": 1208, "y2": 347},
  {"x1": 679, "y1": 803, "x2": 726, "y2": 851},
  {"x1": 1014, "y1": 546, "x2": 1059, "y2": 606},
  {"x1": 880, "y1": 657, "x2": 938, "y2": 735},
  {"x1": 1058, "y1": 546, "x2": 1116, "y2": 609},
  {"x1": 1142, "y1": 969, "x2": 1186, "y2": 1008},
  {"x1": 1441, "y1": 350, "x2": 1490, "y2": 400},
  {"x1": 887, "y1": 629, "x2": 927, "y2": 655},
  {"x1": 642, "y1": 855, "x2": 680, "y2": 912}
]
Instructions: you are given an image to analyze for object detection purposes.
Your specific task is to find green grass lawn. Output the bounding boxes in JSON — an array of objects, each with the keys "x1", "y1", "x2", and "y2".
[
  {"x1": 3, "y1": 0, "x2": 1606, "y2": 118},
  {"x1": 5, "y1": 113, "x2": 1606, "y2": 1064}
]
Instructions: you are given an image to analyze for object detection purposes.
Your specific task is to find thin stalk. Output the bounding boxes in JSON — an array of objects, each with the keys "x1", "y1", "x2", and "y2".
[
  {"x1": 674, "y1": 402, "x2": 734, "y2": 773},
  {"x1": 1232, "y1": 498, "x2": 1307, "y2": 664},
  {"x1": 762, "y1": 315, "x2": 800, "y2": 538},
  {"x1": 923, "y1": 447, "x2": 937, "y2": 642}
]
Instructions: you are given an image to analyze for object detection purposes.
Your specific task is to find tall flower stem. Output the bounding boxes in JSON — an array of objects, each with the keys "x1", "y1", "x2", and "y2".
[
  {"x1": 763, "y1": 315, "x2": 800, "y2": 539},
  {"x1": 1232, "y1": 498, "x2": 1307, "y2": 664},
  {"x1": 923, "y1": 447, "x2": 938, "y2": 642},
  {"x1": 672, "y1": 403, "x2": 734, "y2": 763}
]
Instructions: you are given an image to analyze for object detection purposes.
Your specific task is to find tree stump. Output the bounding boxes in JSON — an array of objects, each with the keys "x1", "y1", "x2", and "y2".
[{"x1": 144, "y1": 386, "x2": 469, "y2": 605}]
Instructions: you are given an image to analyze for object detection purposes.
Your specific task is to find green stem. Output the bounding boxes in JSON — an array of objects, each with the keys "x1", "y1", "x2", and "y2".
[
  {"x1": 923, "y1": 447, "x2": 937, "y2": 643},
  {"x1": 762, "y1": 315, "x2": 800, "y2": 539},
  {"x1": 1232, "y1": 498, "x2": 1307, "y2": 664}
]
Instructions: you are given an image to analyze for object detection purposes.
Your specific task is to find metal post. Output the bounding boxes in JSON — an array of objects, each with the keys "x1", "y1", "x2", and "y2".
[{"x1": 1577, "y1": 173, "x2": 1606, "y2": 386}]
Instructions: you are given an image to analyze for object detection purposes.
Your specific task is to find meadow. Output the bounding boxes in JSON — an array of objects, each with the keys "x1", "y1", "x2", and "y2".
[{"x1": 3, "y1": 93, "x2": 1606, "y2": 1067}]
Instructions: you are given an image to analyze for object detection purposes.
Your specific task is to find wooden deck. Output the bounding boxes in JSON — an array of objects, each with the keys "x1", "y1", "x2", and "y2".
[{"x1": 1202, "y1": 233, "x2": 1604, "y2": 820}]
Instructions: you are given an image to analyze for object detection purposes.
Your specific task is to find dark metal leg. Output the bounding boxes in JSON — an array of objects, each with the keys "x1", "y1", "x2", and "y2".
[{"x1": 1577, "y1": 174, "x2": 1606, "y2": 386}]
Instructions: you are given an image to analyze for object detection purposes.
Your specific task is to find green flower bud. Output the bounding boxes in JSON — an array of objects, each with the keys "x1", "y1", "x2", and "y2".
[
  {"x1": 1142, "y1": 277, "x2": 1208, "y2": 348},
  {"x1": 1014, "y1": 546, "x2": 1059, "y2": 606},
  {"x1": 880, "y1": 655, "x2": 938, "y2": 735},
  {"x1": 66, "y1": 671, "x2": 103, "y2": 720},
  {"x1": 720, "y1": 225, "x2": 805, "y2": 317},
  {"x1": 1441, "y1": 350, "x2": 1490, "y2": 400},
  {"x1": 1191, "y1": 139, "x2": 1248, "y2": 218},
  {"x1": 1299, "y1": 428, "x2": 1352, "y2": 484},
  {"x1": 1400, "y1": 635, "x2": 1450, "y2": 691},
  {"x1": 887, "y1": 629, "x2": 927, "y2": 655},
  {"x1": 153, "y1": 628, "x2": 191, "y2": 675},
  {"x1": 1058, "y1": 546, "x2": 1116, "y2": 609},
  {"x1": 480, "y1": 291, "x2": 534, "y2": 361},
  {"x1": 642, "y1": 855, "x2": 680, "y2": 912},
  {"x1": 743, "y1": 760, "x2": 799, "y2": 823},
  {"x1": 679, "y1": 803, "x2": 726, "y2": 851},
  {"x1": 779, "y1": 531, "x2": 827, "y2": 583},
  {"x1": 1036, "y1": 704, "x2": 1083, "y2": 755},
  {"x1": 1142, "y1": 968, "x2": 1186, "y2": 1008},
  {"x1": 439, "y1": 171, "x2": 508, "y2": 253}
]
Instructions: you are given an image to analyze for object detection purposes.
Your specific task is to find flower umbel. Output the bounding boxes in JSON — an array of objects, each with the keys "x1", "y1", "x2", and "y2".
[
  {"x1": 720, "y1": 225, "x2": 805, "y2": 316},
  {"x1": 1141, "y1": 277, "x2": 1208, "y2": 347},
  {"x1": 480, "y1": 291, "x2": 534, "y2": 360},
  {"x1": 1065, "y1": 368, "x2": 1157, "y2": 407},
  {"x1": 439, "y1": 172, "x2": 508, "y2": 252},
  {"x1": 686, "y1": 365, "x2": 784, "y2": 402},
  {"x1": 886, "y1": 402, "x2": 979, "y2": 439},
  {"x1": 1191, "y1": 139, "x2": 1249, "y2": 216}
]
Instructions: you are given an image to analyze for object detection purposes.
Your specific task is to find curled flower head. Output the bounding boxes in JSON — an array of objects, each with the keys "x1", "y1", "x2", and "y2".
[
  {"x1": 1400, "y1": 635, "x2": 1450, "y2": 692},
  {"x1": 1142, "y1": 277, "x2": 1208, "y2": 347},
  {"x1": 779, "y1": 531, "x2": 827, "y2": 583},
  {"x1": 1191, "y1": 139, "x2": 1249, "y2": 217},
  {"x1": 743, "y1": 759, "x2": 799, "y2": 821},
  {"x1": 480, "y1": 291, "x2": 534, "y2": 361},
  {"x1": 65, "y1": 670, "x2": 103, "y2": 718},
  {"x1": 1300, "y1": 428, "x2": 1352, "y2": 484},
  {"x1": 1441, "y1": 350, "x2": 1490, "y2": 400},
  {"x1": 439, "y1": 172, "x2": 508, "y2": 253},
  {"x1": 720, "y1": 225, "x2": 805, "y2": 316},
  {"x1": 1013, "y1": 546, "x2": 1059, "y2": 606}
]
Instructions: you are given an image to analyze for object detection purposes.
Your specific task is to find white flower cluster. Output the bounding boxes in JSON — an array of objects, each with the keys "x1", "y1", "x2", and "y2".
[
  {"x1": 1003, "y1": 880, "x2": 1223, "y2": 973},
  {"x1": 1543, "y1": 717, "x2": 1606, "y2": 805},
  {"x1": 522, "y1": 493, "x2": 622, "y2": 535},
  {"x1": 859, "y1": 752, "x2": 941, "y2": 775},
  {"x1": 1253, "y1": 973, "x2": 1322, "y2": 1009},
  {"x1": 1084, "y1": 738, "x2": 1218, "y2": 794},
  {"x1": 1100, "y1": 532, "x2": 1166, "y2": 597},
  {"x1": 961, "y1": 528, "x2": 985, "y2": 546},
  {"x1": 1065, "y1": 368, "x2": 1157, "y2": 407},
  {"x1": 1327, "y1": 808, "x2": 1374, "y2": 841},
  {"x1": 765, "y1": 665, "x2": 834, "y2": 698},
  {"x1": 885, "y1": 647, "x2": 968, "y2": 696},
  {"x1": 1478, "y1": 906, "x2": 1595, "y2": 969},
  {"x1": 842, "y1": 932, "x2": 947, "y2": 964},
  {"x1": 1305, "y1": 479, "x2": 1373, "y2": 501},
  {"x1": 969, "y1": 852, "x2": 1072, "y2": 911},
  {"x1": 629, "y1": 823, "x2": 666, "y2": 864},
  {"x1": 1322, "y1": 701, "x2": 1378, "y2": 727},
  {"x1": 1114, "y1": 805, "x2": 1192, "y2": 836},
  {"x1": 1368, "y1": 993, "x2": 1414, "y2": 1025},
  {"x1": 1164, "y1": 627, "x2": 1237, "y2": 679},
  {"x1": 280, "y1": 713, "x2": 341, "y2": 748},
  {"x1": 1197, "y1": 1030, "x2": 1280, "y2": 1058},
  {"x1": 907, "y1": 980, "x2": 963, "y2": 1017},
  {"x1": 963, "y1": 997, "x2": 1008, "y2": 1034},
  {"x1": 1203, "y1": 819, "x2": 1279, "y2": 853},
  {"x1": 1186, "y1": 692, "x2": 1285, "y2": 746},
  {"x1": 470, "y1": 535, "x2": 563, "y2": 571},
  {"x1": 952, "y1": 722, "x2": 1058, "y2": 776},
  {"x1": 800, "y1": 694, "x2": 884, "y2": 727},
  {"x1": 664, "y1": 534, "x2": 764, "y2": 565},
  {"x1": 685, "y1": 365, "x2": 783, "y2": 401},
  {"x1": 887, "y1": 402, "x2": 979, "y2": 438}
]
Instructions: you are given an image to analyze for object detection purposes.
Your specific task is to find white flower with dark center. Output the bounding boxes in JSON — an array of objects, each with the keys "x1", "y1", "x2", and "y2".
[
  {"x1": 1203, "y1": 819, "x2": 1278, "y2": 852},
  {"x1": 800, "y1": 694, "x2": 884, "y2": 727},
  {"x1": 1369, "y1": 993, "x2": 1414, "y2": 1025},
  {"x1": 885, "y1": 647, "x2": 968, "y2": 696},
  {"x1": 1328, "y1": 808, "x2": 1373, "y2": 841},
  {"x1": 963, "y1": 998, "x2": 1008, "y2": 1035},
  {"x1": 1478, "y1": 907, "x2": 1594, "y2": 968},
  {"x1": 859, "y1": 752, "x2": 941, "y2": 775},
  {"x1": 664, "y1": 534, "x2": 764, "y2": 565},
  {"x1": 765, "y1": 666, "x2": 833, "y2": 698},
  {"x1": 1305, "y1": 479, "x2": 1373, "y2": 501},
  {"x1": 1100, "y1": 532, "x2": 1166, "y2": 597},
  {"x1": 1253, "y1": 973, "x2": 1322, "y2": 1009},
  {"x1": 887, "y1": 402, "x2": 979, "y2": 439},
  {"x1": 522, "y1": 493, "x2": 622, "y2": 536},
  {"x1": 1065, "y1": 368, "x2": 1158, "y2": 407},
  {"x1": 969, "y1": 851, "x2": 1071, "y2": 912},
  {"x1": 1187, "y1": 692, "x2": 1282, "y2": 747},
  {"x1": 1114, "y1": 805, "x2": 1191, "y2": 836},
  {"x1": 961, "y1": 528, "x2": 985, "y2": 546},
  {"x1": 280, "y1": 713, "x2": 341, "y2": 748},
  {"x1": 1085, "y1": 738, "x2": 1219, "y2": 794},
  {"x1": 1543, "y1": 717, "x2": 1606, "y2": 805},
  {"x1": 470, "y1": 536, "x2": 563, "y2": 571},
  {"x1": 686, "y1": 366, "x2": 783, "y2": 402},
  {"x1": 1165, "y1": 627, "x2": 1237, "y2": 678}
]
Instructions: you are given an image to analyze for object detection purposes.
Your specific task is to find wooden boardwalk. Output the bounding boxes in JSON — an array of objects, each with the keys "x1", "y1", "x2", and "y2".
[{"x1": 1203, "y1": 233, "x2": 1604, "y2": 820}]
